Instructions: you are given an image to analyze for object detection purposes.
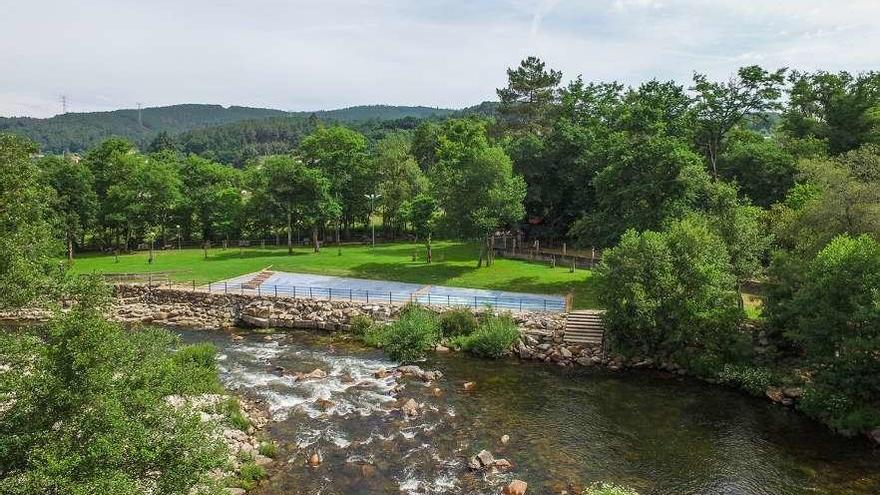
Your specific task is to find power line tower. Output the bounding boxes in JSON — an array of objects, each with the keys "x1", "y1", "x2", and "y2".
[
  {"x1": 59, "y1": 94, "x2": 68, "y2": 114},
  {"x1": 137, "y1": 102, "x2": 144, "y2": 128}
]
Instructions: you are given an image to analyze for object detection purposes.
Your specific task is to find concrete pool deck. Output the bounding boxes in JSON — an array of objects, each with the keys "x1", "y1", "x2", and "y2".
[{"x1": 207, "y1": 270, "x2": 568, "y2": 312}]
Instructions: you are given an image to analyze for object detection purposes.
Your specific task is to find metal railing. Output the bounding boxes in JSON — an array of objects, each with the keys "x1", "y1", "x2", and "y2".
[{"x1": 144, "y1": 278, "x2": 567, "y2": 313}]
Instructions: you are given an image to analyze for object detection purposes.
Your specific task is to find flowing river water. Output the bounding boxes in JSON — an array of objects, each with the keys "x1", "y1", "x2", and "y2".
[{"x1": 177, "y1": 328, "x2": 879, "y2": 495}]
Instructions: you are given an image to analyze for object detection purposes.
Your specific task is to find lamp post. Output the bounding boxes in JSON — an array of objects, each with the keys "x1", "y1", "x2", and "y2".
[
  {"x1": 176, "y1": 224, "x2": 181, "y2": 250},
  {"x1": 365, "y1": 193, "x2": 381, "y2": 249}
]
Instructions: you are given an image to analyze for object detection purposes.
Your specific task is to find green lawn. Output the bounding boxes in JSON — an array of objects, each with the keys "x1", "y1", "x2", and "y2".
[{"x1": 69, "y1": 242, "x2": 600, "y2": 309}]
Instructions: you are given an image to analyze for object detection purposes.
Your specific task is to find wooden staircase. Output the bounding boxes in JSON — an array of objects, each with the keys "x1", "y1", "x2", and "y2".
[
  {"x1": 564, "y1": 310, "x2": 605, "y2": 346},
  {"x1": 242, "y1": 270, "x2": 275, "y2": 290}
]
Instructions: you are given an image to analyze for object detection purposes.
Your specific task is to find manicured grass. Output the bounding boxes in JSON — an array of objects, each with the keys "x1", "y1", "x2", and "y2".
[{"x1": 69, "y1": 241, "x2": 600, "y2": 309}]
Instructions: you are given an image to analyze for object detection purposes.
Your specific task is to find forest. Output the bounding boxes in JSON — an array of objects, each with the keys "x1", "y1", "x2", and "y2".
[{"x1": 3, "y1": 57, "x2": 880, "y2": 443}]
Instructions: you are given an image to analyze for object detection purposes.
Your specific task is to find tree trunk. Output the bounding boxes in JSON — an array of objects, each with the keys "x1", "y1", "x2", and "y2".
[
  {"x1": 312, "y1": 226, "x2": 320, "y2": 253},
  {"x1": 67, "y1": 233, "x2": 74, "y2": 261},
  {"x1": 287, "y1": 211, "x2": 293, "y2": 255},
  {"x1": 426, "y1": 233, "x2": 432, "y2": 264}
]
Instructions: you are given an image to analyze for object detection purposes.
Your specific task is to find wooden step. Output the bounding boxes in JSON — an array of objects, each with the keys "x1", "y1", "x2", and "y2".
[{"x1": 564, "y1": 310, "x2": 606, "y2": 346}]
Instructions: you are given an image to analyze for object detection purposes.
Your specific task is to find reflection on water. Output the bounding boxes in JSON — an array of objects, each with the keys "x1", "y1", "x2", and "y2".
[{"x1": 177, "y1": 329, "x2": 880, "y2": 495}]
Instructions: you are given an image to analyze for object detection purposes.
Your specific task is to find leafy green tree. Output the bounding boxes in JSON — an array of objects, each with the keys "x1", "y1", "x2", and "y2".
[
  {"x1": 176, "y1": 154, "x2": 243, "y2": 242},
  {"x1": 253, "y1": 156, "x2": 338, "y2": 253},
  {"x1": 81, "y1": 138, "x2": 136, "y2": 247},
  {"x1": 718, "y1": 130, "x2": 797, "y2": 207},
  {"x1": 408, "y1": 193, "x2": 441, "y2": 263},
  {"x1": 692, "y1": 66, "x2": 787, "y2": 178},
  {"x1": 38, "y1": 155, "x2": 98, "y2": 259},
  {"x1": 430, "y1": 119, "x2": 525, "y2": 266},
  {"x1": 106, "y1": 154, "x2": 182, "y2": 257},
  {"x1": 782, "y1": 70, "x2": 880, "y2": 155},
  {"x1": 597, "y1": 217, "x2": 742, "y2": 359},
  {"x1": 771, "y1": 155, "x2": 880, "y2": 255},
  {"x1": 0, "y1": 291, "x2": 227, "y2": 494},
  {"x1": 148, "y1": 130, "x2": 179, "y2": 153},
  {"x1": 0, "y1": 134, "x2": 59, "y2": 309},
  {"x1": 572, "y1": 134, "x2": 712, "y2": 246},
  {"x1": 411, "y1": 121, "x2": 442, "y2": 171},
  {"x1": 373, "y1": 133, "x2": 426, "y2": 236},
  {"x1": 769, "y1": 235, "x2": 880, "y2": 432},
  {"x1": 299, "y1": 126, "x2": 375, "y2": 238},
  {"x1": 496, "y1": 56, "x2": 562, "y2": 133}
]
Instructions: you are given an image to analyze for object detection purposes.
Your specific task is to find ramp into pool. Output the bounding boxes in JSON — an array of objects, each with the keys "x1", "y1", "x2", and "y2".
[{"x1": 207, "y1": 270, "x2": 567, "y2": 312}]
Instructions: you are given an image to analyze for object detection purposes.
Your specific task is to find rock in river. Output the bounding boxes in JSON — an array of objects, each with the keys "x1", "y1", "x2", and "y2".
[{"x1": 503, "y1": 480, "x2": 528, "y2": 495}]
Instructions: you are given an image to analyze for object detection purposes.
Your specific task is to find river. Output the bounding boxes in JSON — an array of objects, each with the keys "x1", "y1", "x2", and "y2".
[{"x1": 177, "y1": 328, "x2": 879, "y2": 495}]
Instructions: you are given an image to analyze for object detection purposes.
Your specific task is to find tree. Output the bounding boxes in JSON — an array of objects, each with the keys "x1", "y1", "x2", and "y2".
[
  {"x1": 496, "y1": 56, "x2": 562, "y2": 133},
  {"x1": 408, "y1": 194, "x2": 441, "y2": 263},
  {"x1": 768, "y1": 235, "x2": 880, "y2": 432},
  {"x1": 373, "y1": 133, "x2": 426, "y2": 237},
  {"x1": 0, "y1": 134, "x2": 59, "y2": 309},
  {"x1": 38, "y1": 155, "x2": 98, "y2": 260},
  {"x1": 176, "y1": 154, "x2": 243, "y2": 242},
  {"x1": 430, "y1": 119, "x2": 526, "y2": 266},
  {"x1": 148, "y1": 130, "x2": 179, "y2": 153},
  {"x1": 254, "y1": 156, "x2": 337, "y2": 254},
  {"x1": 771, "y1": 155, "x2": 880, "y2": 256},
  {"x1": 299, "y1": 126, "x2": 374, "y2": 238},
  {"x1": 81, "y1": 138, "x2": 136, "y2": 248},
  {"x1": 572, "y1": 134, "x2": 712, "y2": 246},
  {"x1": 597, "y1": 217, "x2": 742, "y2": 360},
  {"x1": 692, "y1": 66, "x2": 787, "y2": 178},
  {"x1": 718, "y1": 130, "x2": 797, "y2": 207},
  {"x1": 782, "y1": 70, "x2": 880, "y2": 155},
  {"x1": 0, "y1": 288, "x2": 227, "y2": 494}
]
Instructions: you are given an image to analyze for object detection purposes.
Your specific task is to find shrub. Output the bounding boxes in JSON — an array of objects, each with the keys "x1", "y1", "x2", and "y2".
[
  {"x1": 454, "y1": 315, "x2": 520, "y2": 358},
  {"x1": 258, "y1": 441, "x2": 278, "y2": 458},
  {"x1": 716, "y1": 364, "x2": 775, "y2": 396},
  {"x1": 770, "y1": 235, "x2": 880, "y2": 433},
  {"x1": 583, "y1": 483, "x2": 640, "y2": 495},
  {"x1": 172, "y1": 342, "x2": 223, "y2": 393},
  {"x1": 439, "y1": 308, "x2": 479, "y2": 338},
  {"x1": 0, "y1": 307, "x2": 227, "y2": 495},
  {"x1": 222, "y1": 398, "x2": 251, "y2": 431},
  {"x1": 236, "y1": 461, "x2": 267, "y2": 490},
  {"x1": 371, "y1": 305, "x2": 440, "y2": 363},
  {"x1": 596, "y1": 217, "x2": 742, "y2": 358},
  {"x1": 348, "y1": 314, "x2": 374, "y2": 336}
]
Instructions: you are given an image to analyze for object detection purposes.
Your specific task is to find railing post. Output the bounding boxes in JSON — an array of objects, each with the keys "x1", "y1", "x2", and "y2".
[
  {"x1": 293, "y1": 286, "x2": 296, "y2": 299},
  {"x1": 257, "y1": 285, "x2": 261, "y2": 297},
  {"x1": 544, "y1": 300, "x2": 547, "y2": 311},
  {"x1": 447, "y1": 295, "x2": 450, "y2": 306},
  {"x1": 274, "y1": 285, "x2": 278, "y2": 297},
  {"x1": 224, "y1": 281, "x2": 227, "y2": 294},
  {"x1": 428, "y1": 293, "x2": 431, "y2": 305},
  {"x1": 329, "y1": 288, "x2": 332, "y2": 301},
  {"x1": 389, "y1": 292, "x2": 392, "y2": 304},
  {"x1": 208, "y1": 282, "x2": 212, "y2": 292},
  {"x1": 192, "y1": 280, "x2": 196, "y2": 292},
  {"x1": 309, "y1": 287, "x2": 313, "y2": 299},
  {"x1": 520, "y1": 299, "x2": 523, "y2": 311},
  {"x1": 366, "y1": 290, "x2": 370, "y2": 303},
  {"x1": 349, "y1": 289, "x2": 353, "y2": 302},
  {"x1": 474, "y1": 296, "x2": 477, "y2": 309}
]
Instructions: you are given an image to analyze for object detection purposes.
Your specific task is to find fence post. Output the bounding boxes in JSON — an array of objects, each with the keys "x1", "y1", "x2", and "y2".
[
  {"x1": 208, "y1": 282, "x2": 212, "y2": 292},
  {"x1": 544, "y1": 300, "x2": 547, "y2": 311},
  {"x1": 192, "y1": 280, "x2": 196, "y2": 292},
  {"x1": 224, "y1": 281, "x2": 227, "y2": 294},
  {"x1": 257, "y1": 285, "x2": 261, "y2": 297},
  {"x1": 447, "y1": 295, "x2": 450, "y2": 306},
  {"x1": 366, "y1": 290, "x2": 369, "y2": 303},
  {"x1": 293, "y1": 286, "x2": 297, "y2": 299},
  {"x1": 350, "y1": 289, "x2": 353, "y2": 302},
  {"x1": 329, "y1": 288, "x2": 332, "y2": 301},
  {"x1": 520, "y1": 299, "x2": 523, "y2": 311},
  {"x1": 389, "y1": 292, "x2": 392, "y2": 304},
  {"x1": 428, "y1": 293, "x2": 431, "y2": 305},
  {"x1": 274, "y1": 285, "x2": 278, "y2": 297},
  {"x1": 474, "y1": 296, "x2": 477, "y2": 309},
  {"x1": 309, "y1": 287, "x2": 313, "y2": 299}
]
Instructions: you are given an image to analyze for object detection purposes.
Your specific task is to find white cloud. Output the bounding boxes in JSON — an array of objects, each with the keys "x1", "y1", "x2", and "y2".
[{"x1": 1, "y1": 0, "x2": 878, "y2": 117}]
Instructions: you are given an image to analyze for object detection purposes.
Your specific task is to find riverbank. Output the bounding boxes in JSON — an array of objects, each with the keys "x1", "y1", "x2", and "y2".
[{"x1": 2, "y1": 284, "x2": 877, "y2": 447}]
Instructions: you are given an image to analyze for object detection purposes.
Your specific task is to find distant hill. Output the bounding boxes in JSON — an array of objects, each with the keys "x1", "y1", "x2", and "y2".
[
  {"x1": 0, "y1": 103, "x2": 458, "y2": 154},
  {"x1": 0, "y1": 104, "x2": 289, "y2": 153}
]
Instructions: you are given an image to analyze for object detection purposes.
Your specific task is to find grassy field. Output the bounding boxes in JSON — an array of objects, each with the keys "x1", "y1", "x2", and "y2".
[{"x1": 70, "y1": 241, "x2": 601, "y2": 309}]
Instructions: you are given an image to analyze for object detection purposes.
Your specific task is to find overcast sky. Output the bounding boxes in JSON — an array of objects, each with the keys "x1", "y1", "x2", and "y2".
[{"x1": 3, "y1": 0, "x2": 879, "y2": 118}]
